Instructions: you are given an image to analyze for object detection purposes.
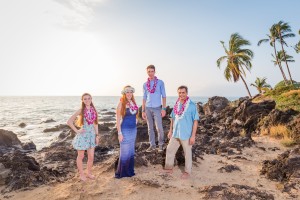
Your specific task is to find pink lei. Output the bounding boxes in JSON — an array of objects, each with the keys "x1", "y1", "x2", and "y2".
[
  {"x1": 84, "y1": 106, "x2": 97, "y2": 125},
  {"x1": 146, "y1": 76, "x2": 158, "y2": 93},
  {"x1": 127, "y1": 101, "x2": 138, "y2": 114},
  {"x1": 174, "y1": 97, "x2": 190, "y2": 119}
]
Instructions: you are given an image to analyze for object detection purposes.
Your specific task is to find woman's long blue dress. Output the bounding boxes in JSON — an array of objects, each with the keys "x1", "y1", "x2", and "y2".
[{"x1": 115, "y1": 108, "x2": 137, "y2": 178}]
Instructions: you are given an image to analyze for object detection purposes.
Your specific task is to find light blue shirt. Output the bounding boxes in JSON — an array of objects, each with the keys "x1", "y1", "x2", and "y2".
[
  {"x1": 170, "y1": 100, "x2": 199, "y2": 140},
  {"x1": 143, "y1": 79, "x2": 166, "y2": 108}
]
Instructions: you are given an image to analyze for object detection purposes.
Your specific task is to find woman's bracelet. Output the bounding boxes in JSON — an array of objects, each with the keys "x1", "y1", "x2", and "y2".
[{"x1": 118, "y1": 132, "x2": 122, "y2": 135}]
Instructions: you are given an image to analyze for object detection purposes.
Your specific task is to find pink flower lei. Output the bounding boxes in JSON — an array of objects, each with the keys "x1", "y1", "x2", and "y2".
[
  {"x1": 174, "y1": 96, "x2": 190, "y2": 116},
  {"x1": 84, "y1": 106, "x2": 97, "y2": 125},
  {"x1": 146, "y1": 76, "x2": 158, "y2": 93},
  {"x1": 127, "y1": 101, "x2": 138, "y2": 114}
]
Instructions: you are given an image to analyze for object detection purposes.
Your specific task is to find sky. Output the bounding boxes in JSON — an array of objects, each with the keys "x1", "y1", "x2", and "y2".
[{"x1": 0, "y1": 0, "x2": 299, "y2": 97}]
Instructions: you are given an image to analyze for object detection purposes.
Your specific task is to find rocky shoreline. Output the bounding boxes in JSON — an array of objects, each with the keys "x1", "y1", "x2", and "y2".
[{"x1": 0, "y1": 96, "x2": 299, "y2": 199}]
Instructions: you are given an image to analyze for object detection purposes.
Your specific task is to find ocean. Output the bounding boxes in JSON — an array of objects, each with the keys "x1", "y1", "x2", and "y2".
[{"x1": 0, "y1": 96, "x2": 238, "y2": 150}]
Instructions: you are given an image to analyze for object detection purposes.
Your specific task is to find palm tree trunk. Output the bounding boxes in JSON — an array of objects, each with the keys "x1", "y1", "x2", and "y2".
[
  {"x1": 279, "y1": 34, "x2": 293, "y2": 85},
  {"x1": 273, "y1": 43, "x2": 288, "y2": 85},
  {"x1": 240, "y1": 75, "x2": 252, "y2": 98}
]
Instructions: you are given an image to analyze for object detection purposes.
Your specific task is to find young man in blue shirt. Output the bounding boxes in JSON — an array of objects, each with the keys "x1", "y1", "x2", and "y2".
[
  {"x1": 164, "y1": 85, "x2": 199, "y2": 179},
  {"x1": 142, "y1": 65, "x2": 167, "y2": 152}
]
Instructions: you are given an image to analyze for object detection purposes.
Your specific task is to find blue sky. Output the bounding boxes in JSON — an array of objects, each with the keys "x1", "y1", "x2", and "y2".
[{"x1": 0, "y1": 0, "x2": 299, "y2": 96}]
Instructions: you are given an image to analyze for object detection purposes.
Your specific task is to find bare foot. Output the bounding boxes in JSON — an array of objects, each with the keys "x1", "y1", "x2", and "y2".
[
  {"x1": 79, "y1": 174, "x2": 87, "y2": 182},
  {"x1": 180, "y1": 172, "x2": 190, "y2": 179},
  {"x1": 87, "y1": 174, "x2": 95, "y2": 180}
]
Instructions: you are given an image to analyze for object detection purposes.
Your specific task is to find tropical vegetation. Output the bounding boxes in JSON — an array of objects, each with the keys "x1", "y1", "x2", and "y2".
[{"x1": 217, "y1": 33, "x2": 254, "y2": 98}]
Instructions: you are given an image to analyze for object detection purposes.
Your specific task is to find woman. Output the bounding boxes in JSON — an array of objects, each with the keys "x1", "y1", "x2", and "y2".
[
  {"x1": 67, "y1": 93, "x2": 99, "y2": 181},
  {"x1": 115, "y1": 85, "x2": 138, "y2": 178}
]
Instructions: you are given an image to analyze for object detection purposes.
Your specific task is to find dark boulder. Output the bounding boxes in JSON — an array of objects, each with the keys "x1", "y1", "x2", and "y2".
[
  {"x1": 43, "y1": 124, "x2": 69, "y2": 133},
  {"x1": 261, "y1": 147, "x2": 300, "y2": 197},
  {"x1": 233, "y1": 100, "x2": 276, "y2": 137},
  {"x1": 0, "y1": 129, "x2": 22, "y2": 147},
  {"x1": 21, "y1": 141, "x2": 36, "y2": 151},
  {"x1": 203, "y1": 96, "x2": 229, "y2": 116},
  {"x1": 18, "y1": 123, "x2": 26, "y2": 128},
  {"x1": 40, "y1": 118, "x2": 56, "y2": 123},
  {"x1": 199, "y1": 183, "x2": 274, "y2": 200}
]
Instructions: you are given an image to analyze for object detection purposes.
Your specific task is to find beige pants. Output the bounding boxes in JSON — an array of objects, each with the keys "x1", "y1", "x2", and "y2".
[{"x1": 165, "y1": 137, "x2": 192, "y2": 174}]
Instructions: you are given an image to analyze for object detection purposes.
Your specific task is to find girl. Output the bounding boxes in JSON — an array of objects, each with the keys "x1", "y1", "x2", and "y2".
[
  {"x1": 115, "y1": 85, "x2": 138, "y2": 178},
  {"x1": 67, "y1": 93, "x2": 99, "y2": 181}
]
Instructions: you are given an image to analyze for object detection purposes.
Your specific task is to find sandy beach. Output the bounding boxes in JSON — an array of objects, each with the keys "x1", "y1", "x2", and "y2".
[{"x1": 1, "y1": 136, "x2": 296, "y2": 200}]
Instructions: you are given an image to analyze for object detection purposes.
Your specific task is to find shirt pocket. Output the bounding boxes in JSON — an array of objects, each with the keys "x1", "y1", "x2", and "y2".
[{"x1": 184, "y1": 110, "x2": 194, "y2": 119}]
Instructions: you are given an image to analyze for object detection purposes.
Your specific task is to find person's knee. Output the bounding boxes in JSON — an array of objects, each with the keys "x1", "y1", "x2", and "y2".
[
  {"x1": 166, "y1": 146, "x2": 174, "y2": 155},
  {"x1": 77, "y1": 153, "x2": 85, "y2": 160},
  {"x1": 157, "y1": 127, "x2": 164, "y2": 135}
]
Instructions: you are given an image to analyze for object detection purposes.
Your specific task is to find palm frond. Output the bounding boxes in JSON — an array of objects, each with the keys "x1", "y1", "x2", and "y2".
[
  {"x1": 216, "y1": 56, "x2": 227, "y2": 68},
  {"x1": 257, "y1": 38, "x2": 269, "y2": 46}
]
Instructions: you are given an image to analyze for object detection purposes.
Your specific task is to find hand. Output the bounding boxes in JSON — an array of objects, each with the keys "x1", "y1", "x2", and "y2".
[
  {"x1": 167, "y1": 131, "x2": 172, "y2": 139},
  {"x1": 77, "y1": 129, "x2": 85, "y2": 134},
  {"x1": 142, "y1": 112, "x2": 147, "y2": 120},
  {"x1": 189, "y1": 136, "x2": 195, "y2": 145},
  {"x1": 161, "y1": 110, "x2": 166, "y2": 117},
  {"x1": 118, "y1": 134, "x2": 124, "y2": 143}
]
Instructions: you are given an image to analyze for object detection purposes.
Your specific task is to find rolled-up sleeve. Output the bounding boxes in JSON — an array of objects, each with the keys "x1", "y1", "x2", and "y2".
[
  {"x1": 192, "y1": 105, "x2": 200, "y2": 121},
  {"x1": 160, "y1": 80, "x2": 166, "y2": 98},
  {"x1": 143, "y1": 83, "x2": 147, "y2": 100},
  {"x1": 170, "y1": 109, "x2": 175, "y2": 119}
]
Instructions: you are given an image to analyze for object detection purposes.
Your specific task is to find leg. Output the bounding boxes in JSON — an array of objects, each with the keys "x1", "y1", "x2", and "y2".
[
  {"x1": 180, "y1": 139, "x2": 193, "y2": 179},
  {"x1": 87, "y1": 147, "x2": 95, "y2": 179},
  {"x1": 145, "y1": 107, "x2": 156, "y2": 147},
  {"x1": 76, "y1": 150, "x2": 86, "y2": 181},
  {"x1": 165, "y1": 138, "x2": 181, "y2": 171},
  {"x1": 153, "y1": 107, "x2": 164, "y2": 146}
]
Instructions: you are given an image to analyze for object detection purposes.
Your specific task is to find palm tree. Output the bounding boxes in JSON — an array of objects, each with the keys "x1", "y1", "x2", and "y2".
[
  {"x1": 273, "y1": 21, "x2": 295, "y2": 84},
  {"x1": 258, "y1": 26, "x2": 288, "y2": 84},
  {"x1": 217, "y1": 33, "x2": 254, "y2": 98},
  {"x1": 294, "y1": 30, "x2": 300, "y2": 53},
  {"x1": 272, "y1": 50, "x2": 295, "y2": 71},
  {"x1": 250, "y1": 77, "x2": 271, "y2": 94},
  {"x1": 295, "y1": 41, "x2": 300, "y2": 53}
]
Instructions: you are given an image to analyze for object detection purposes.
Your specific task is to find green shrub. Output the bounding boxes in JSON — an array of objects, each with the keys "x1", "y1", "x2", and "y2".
[
  {"x1": 274, "y1": 80, "x2": 300, "y2": 90},
  {"x1": 254, "y1": 80, "x2": 300, "y2": 112}
]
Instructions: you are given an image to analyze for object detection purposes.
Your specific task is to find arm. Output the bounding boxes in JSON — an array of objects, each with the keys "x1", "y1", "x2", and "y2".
[
  {"x1": 162, "y1": 97, "x2": 166, "y2": 108},
  {"x1": 168, "y1": 118, "x2": 173, "y2": 139},
  {"x1": 94, "y1": 114, "x2": 99, "y2": 145},
  {"x1": 142, "y1": 84, "x2": 147, "y2": 120},
  {"x1": 142, "y1": 99, "x2": 147, "y2": 120},
  {"x1": 93, "y1": 123, "x2": 99, "y2": 135},
  {"x1": 189, "y1": 120, "x2": 198, "y2": 145},
  {"x1": 116, "y1": 102, "x2": 123, "y2": 142},
  {"x1": 67, "y1": 109, "x2": 83, "y2": 134},
  {"x1": 161, "y1": 81, "x2": 167, "y2": 117},
  {"x1": 161, "y1": 97, "x2": 166, "y2": 117}
]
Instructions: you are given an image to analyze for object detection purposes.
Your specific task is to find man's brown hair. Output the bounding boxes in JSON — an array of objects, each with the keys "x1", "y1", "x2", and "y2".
[
  {"x1": 146, "y1": 65, "x2": 155, "y2": 71},
  {"x1": 177, "y1": 85, "x2": 188, "y2": 93}
]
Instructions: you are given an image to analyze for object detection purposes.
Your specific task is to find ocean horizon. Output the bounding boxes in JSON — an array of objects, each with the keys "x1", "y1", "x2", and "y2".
[{"x1": 0, "y1": 96, "x2": 239, "y2": 150}]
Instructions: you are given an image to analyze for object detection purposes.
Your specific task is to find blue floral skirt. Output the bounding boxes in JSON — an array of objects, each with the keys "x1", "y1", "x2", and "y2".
[{"x1": 72, "y1": 131, "x2": 96, "y2": 150}]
